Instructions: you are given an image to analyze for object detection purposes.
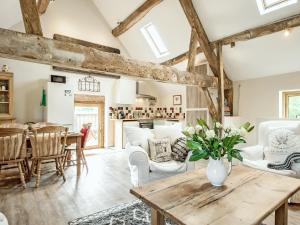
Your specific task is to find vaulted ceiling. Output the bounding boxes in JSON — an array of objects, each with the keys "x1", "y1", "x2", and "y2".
[{"x1": 1, "y1": 0, "x2": 300, "y2": 81}]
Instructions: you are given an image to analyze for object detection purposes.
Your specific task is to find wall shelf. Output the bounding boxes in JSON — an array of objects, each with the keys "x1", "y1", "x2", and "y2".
[{"x1": 0, "y1": 72, "x2": 13, "y2": 122}]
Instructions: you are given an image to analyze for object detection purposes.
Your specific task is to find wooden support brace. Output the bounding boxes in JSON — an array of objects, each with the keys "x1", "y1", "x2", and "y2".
[{"x1": 19, "y1": 0, "x2": 43, "y2": 36}]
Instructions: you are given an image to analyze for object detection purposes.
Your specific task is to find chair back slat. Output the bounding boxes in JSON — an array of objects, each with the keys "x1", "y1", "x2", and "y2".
[
  {"x1": 0, "y1": 128, "x2": 27, "y2": 162},
  {"x1": 30, "y1": 126, "x2": 68, "y2": 158}
]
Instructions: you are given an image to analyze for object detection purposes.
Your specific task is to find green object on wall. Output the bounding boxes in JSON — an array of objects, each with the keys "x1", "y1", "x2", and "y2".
[{"x1": 40, "y1": 89, "x2": 46, "y2": 107}]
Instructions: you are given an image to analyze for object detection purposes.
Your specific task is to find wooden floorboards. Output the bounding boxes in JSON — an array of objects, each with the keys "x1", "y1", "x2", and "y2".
[{"x1": 0, "y1": 150, "x2": 300, "y2": 225}]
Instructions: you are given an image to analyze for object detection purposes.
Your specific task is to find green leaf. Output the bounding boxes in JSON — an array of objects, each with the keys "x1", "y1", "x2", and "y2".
[
  {"x1": 189, "y1": 149, "x2": 208, "y2": 161},
  {"x1": 197, "y1": 118, "x2": 209, "y2": 129},
  {"x1": 232, "y1": 150, "x2": 243, "y2": 162},
  {"x1": 186, "y1": 140, "x2": 202, "y2": 151}
]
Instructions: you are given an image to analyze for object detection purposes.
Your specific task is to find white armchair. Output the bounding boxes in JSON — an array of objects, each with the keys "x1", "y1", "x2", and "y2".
[
  {"x1": 125, "y1": 125, "x2": 195, "y2": 187},
  {"x1": 241, "y1": 120, "x2": 300, "y2": 203}
]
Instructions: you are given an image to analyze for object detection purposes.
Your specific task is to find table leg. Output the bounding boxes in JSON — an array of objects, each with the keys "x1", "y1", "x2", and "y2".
[
  {"x1": 76, "y1": 136, "x2": 82, "y2": 176},
  {"x1": 275, "y1": 200, "x2": 288, "y2": 225},
  {"x1": 151, "y1": 208, "x2": 165, "y2": 225}
]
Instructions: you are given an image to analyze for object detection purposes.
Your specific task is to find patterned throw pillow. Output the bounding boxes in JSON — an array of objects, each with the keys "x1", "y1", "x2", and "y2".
[
  {"x1": 171, "y1": 137, "x2": 189, "y2": 162},
  {"x1": 148, "y1": 138, "x2": 172, "y2": 162},
  {"x1": 264, "y1": 128, "x2": 300, "y2": 163}
]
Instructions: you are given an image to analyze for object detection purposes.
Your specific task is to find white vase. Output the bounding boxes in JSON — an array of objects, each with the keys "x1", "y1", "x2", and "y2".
[{"x1": 206, "y1": 157, "x2": 230, "y2": 187}]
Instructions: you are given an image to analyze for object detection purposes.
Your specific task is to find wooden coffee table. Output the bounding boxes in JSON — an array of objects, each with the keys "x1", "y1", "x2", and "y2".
[{"x1": 131, "y1": 165, "x2": 300, "y2": 225}]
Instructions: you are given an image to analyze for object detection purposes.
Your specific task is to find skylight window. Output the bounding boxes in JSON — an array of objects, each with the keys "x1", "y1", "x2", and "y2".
[
  {"x1": 140, "y1": 23, "x2": 169, "y2": 58},
  {"x1": 256, "y1": 0, "x2": 297, "y2": 15}
]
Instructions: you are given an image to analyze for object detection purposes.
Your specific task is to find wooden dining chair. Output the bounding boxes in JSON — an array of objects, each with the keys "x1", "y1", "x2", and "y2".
[
  {"x1": 29, "y1": 126, "x2": 68, "y2": 188},
  {"x1": 63, "y1": 123, "x2": 92, "y2": 169},
  {"x1": 0, "y1": 128, "x2": 27, "y2": 188}
]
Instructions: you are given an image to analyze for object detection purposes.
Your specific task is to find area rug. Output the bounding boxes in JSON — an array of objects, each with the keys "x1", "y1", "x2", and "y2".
[{"x1": 69, "y1": 200, "x2": 176, "y2": 225}]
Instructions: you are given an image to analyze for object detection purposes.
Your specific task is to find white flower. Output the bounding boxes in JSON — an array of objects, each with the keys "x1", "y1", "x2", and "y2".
[
  {"x1": 185, "y1": 126, "x2": 195, "y2": 135},
  {"x1": 215, "y1": 122, "x2": 222, "y2": 129},
  {"x1": 228, "y1": 128, "x2": 239, "y2": 137},
  {"x1": 205, "y1": 130, "x2": 216, "y2": 139},
  {"x1": 239, "y1": 127, "x2": 247, "y2": 137},
  {"x1": 195, "y1": 125, "x2": 203, "y2": 132}
]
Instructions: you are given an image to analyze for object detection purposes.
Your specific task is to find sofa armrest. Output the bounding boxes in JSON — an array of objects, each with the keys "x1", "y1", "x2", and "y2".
[
  {"x1": 185, "y1": 151, "x2": 195, "y2": 171},
  {"x1": 241, "y1": 145, "x2": 264, "y2": 162},
  {"x1": 126, "y1": 145, "x2": 150, "y2": 187}
]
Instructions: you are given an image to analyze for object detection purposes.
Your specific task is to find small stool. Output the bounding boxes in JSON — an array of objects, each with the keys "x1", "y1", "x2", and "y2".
[{"x1": 0, "y1": 212, "x2": 8, "y2": 225}]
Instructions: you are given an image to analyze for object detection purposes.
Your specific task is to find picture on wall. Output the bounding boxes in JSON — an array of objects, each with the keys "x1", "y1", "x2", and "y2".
[{"x1": 173, "y1": 95, "x2": 182, "y2": 105}]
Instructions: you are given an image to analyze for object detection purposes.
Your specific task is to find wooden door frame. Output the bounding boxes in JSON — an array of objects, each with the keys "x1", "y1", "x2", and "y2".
[
  {"x1": 74, "y1": 94, "x2": 105, "y2": 149},
  {"x1": 282, "y1": 91, "x2": 300, "y2": 119}
]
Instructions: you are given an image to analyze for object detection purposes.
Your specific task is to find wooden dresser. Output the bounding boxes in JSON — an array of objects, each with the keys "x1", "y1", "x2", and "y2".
[{"x1": 0, "y1": 72, "x2": 15, "y2": 124}]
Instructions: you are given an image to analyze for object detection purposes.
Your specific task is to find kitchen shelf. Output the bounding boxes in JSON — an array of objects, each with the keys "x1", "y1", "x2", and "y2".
[{"x1": 0, "y1": 102, "x2": 9, "y2": 104}]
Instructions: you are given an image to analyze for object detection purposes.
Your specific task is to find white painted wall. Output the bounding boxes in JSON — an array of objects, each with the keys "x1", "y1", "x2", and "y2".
[
  {"x1": 138, "y1": 81, "x2": 186, "y2": 109},
  {"x1": 233, "y1": 71, "x2": 300, "y2": 145}
]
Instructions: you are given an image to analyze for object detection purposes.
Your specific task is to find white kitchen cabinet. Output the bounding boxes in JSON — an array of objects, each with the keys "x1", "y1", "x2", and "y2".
[{"x1": 115, "y1": 78, "x2": 136, "y2": 105}]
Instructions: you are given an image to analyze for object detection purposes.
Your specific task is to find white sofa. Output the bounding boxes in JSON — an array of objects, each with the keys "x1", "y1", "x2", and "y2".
[
  {"x1": 0, "y1": 212, "x2": 8, "y2": 225},
  {"x1": 241, "y1": 120, "x2": 300, "y2": 203},
  {"x1": 125, "y1": 125, "x2": 195, "y2": 187}
]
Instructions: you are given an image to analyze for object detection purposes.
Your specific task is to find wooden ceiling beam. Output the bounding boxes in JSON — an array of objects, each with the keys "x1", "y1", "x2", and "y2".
[
  {"x1": 163, "y1": 14, "x2": 300, "y2": 66},
  {"x1": 179, "y1": 0, "x2": 232, "y2": 88},
  {"x1": 213, "y1": 13, "x2": 300, "y2": 46},
  {"x1": 179, "y1": 0, "x2": 219, "y2": 75},
  {"x1": 179, "y1": 0, "x2": 231, "y2": 120},
  {"x1": 19, "y1": 0, "x2": 43, "y2": 36},
  {"x1": 0, "y1": 28, "x2": 218, "y2": 88},
  {"x1": 53, "y1": 34, "x2": 121, "y2": 54},
  {"x1": 37, "y1": 0, "x2": 50, "y2": 15},
  {"x1": 112, "y1": 0, "x2": 163, "y2": 37},
  {"x1": 162, "y1": 46, "x2": 202, "y2": 66},
  {"x1": 52, "y1": 66, "x2": 121, "y2": 79}
]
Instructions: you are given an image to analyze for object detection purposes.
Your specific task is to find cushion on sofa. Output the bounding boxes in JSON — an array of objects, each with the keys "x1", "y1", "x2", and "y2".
[
  {"x1": 172, "y1": 137, "x2": 189, "y2": 162},
  {"x1": 264, "y1": 128, "x2": 300, "y2": 163},
  {"x1": 148, "y1": 138, "x2": 172, "y2": 162},
  {"x1": 149, "y1": 160, "x2": 186, "y2": 173},
  {"x1": 154, "y1": 125, "x2": 184, "y2": 145},
  {"x1": 125, "y1": 127, "x2": 154, "y2": 154}
]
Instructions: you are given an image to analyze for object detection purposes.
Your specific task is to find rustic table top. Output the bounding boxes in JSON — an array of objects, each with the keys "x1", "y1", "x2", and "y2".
[{"x1": 131, "y1": 165, "x2": 300, "y2": 225}]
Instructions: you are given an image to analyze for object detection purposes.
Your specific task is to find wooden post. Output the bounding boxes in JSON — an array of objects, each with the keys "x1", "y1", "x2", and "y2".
[
  {"x1": 186, "y1": 29, "x2": 198, "y2": 73},
  {"x1": 185, "y1": 29, "x2": 217, "y2": 122},
  {"x1": 217, "y1": 42, "x2": 224, "y2": 123}
]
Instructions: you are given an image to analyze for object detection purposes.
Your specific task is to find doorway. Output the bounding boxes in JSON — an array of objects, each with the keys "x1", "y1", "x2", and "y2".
[{"x1": 74, "y1": 95, "x2": 105, "y2": 149}]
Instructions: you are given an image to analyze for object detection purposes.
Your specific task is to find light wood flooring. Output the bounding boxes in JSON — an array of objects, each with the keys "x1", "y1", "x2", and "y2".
[{"x1": 0, "y1": 149, "x2": 300, "y2": 225}]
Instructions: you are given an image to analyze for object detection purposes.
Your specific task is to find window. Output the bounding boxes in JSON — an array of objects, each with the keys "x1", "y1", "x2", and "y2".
[
  {"x1": 141, "y1": 23, "x2": 169, "y2": 58},
  {"x1": 282, "y1": 91, "x2": 300, "y2": 119},
  {"x1": 256, "y1": 0, "x2": 297, "y2": 14}
]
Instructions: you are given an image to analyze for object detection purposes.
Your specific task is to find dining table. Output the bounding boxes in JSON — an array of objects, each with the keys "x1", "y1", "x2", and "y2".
[{"x1": 26, "y1": 132, "x2": 83, "y2": 176}]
